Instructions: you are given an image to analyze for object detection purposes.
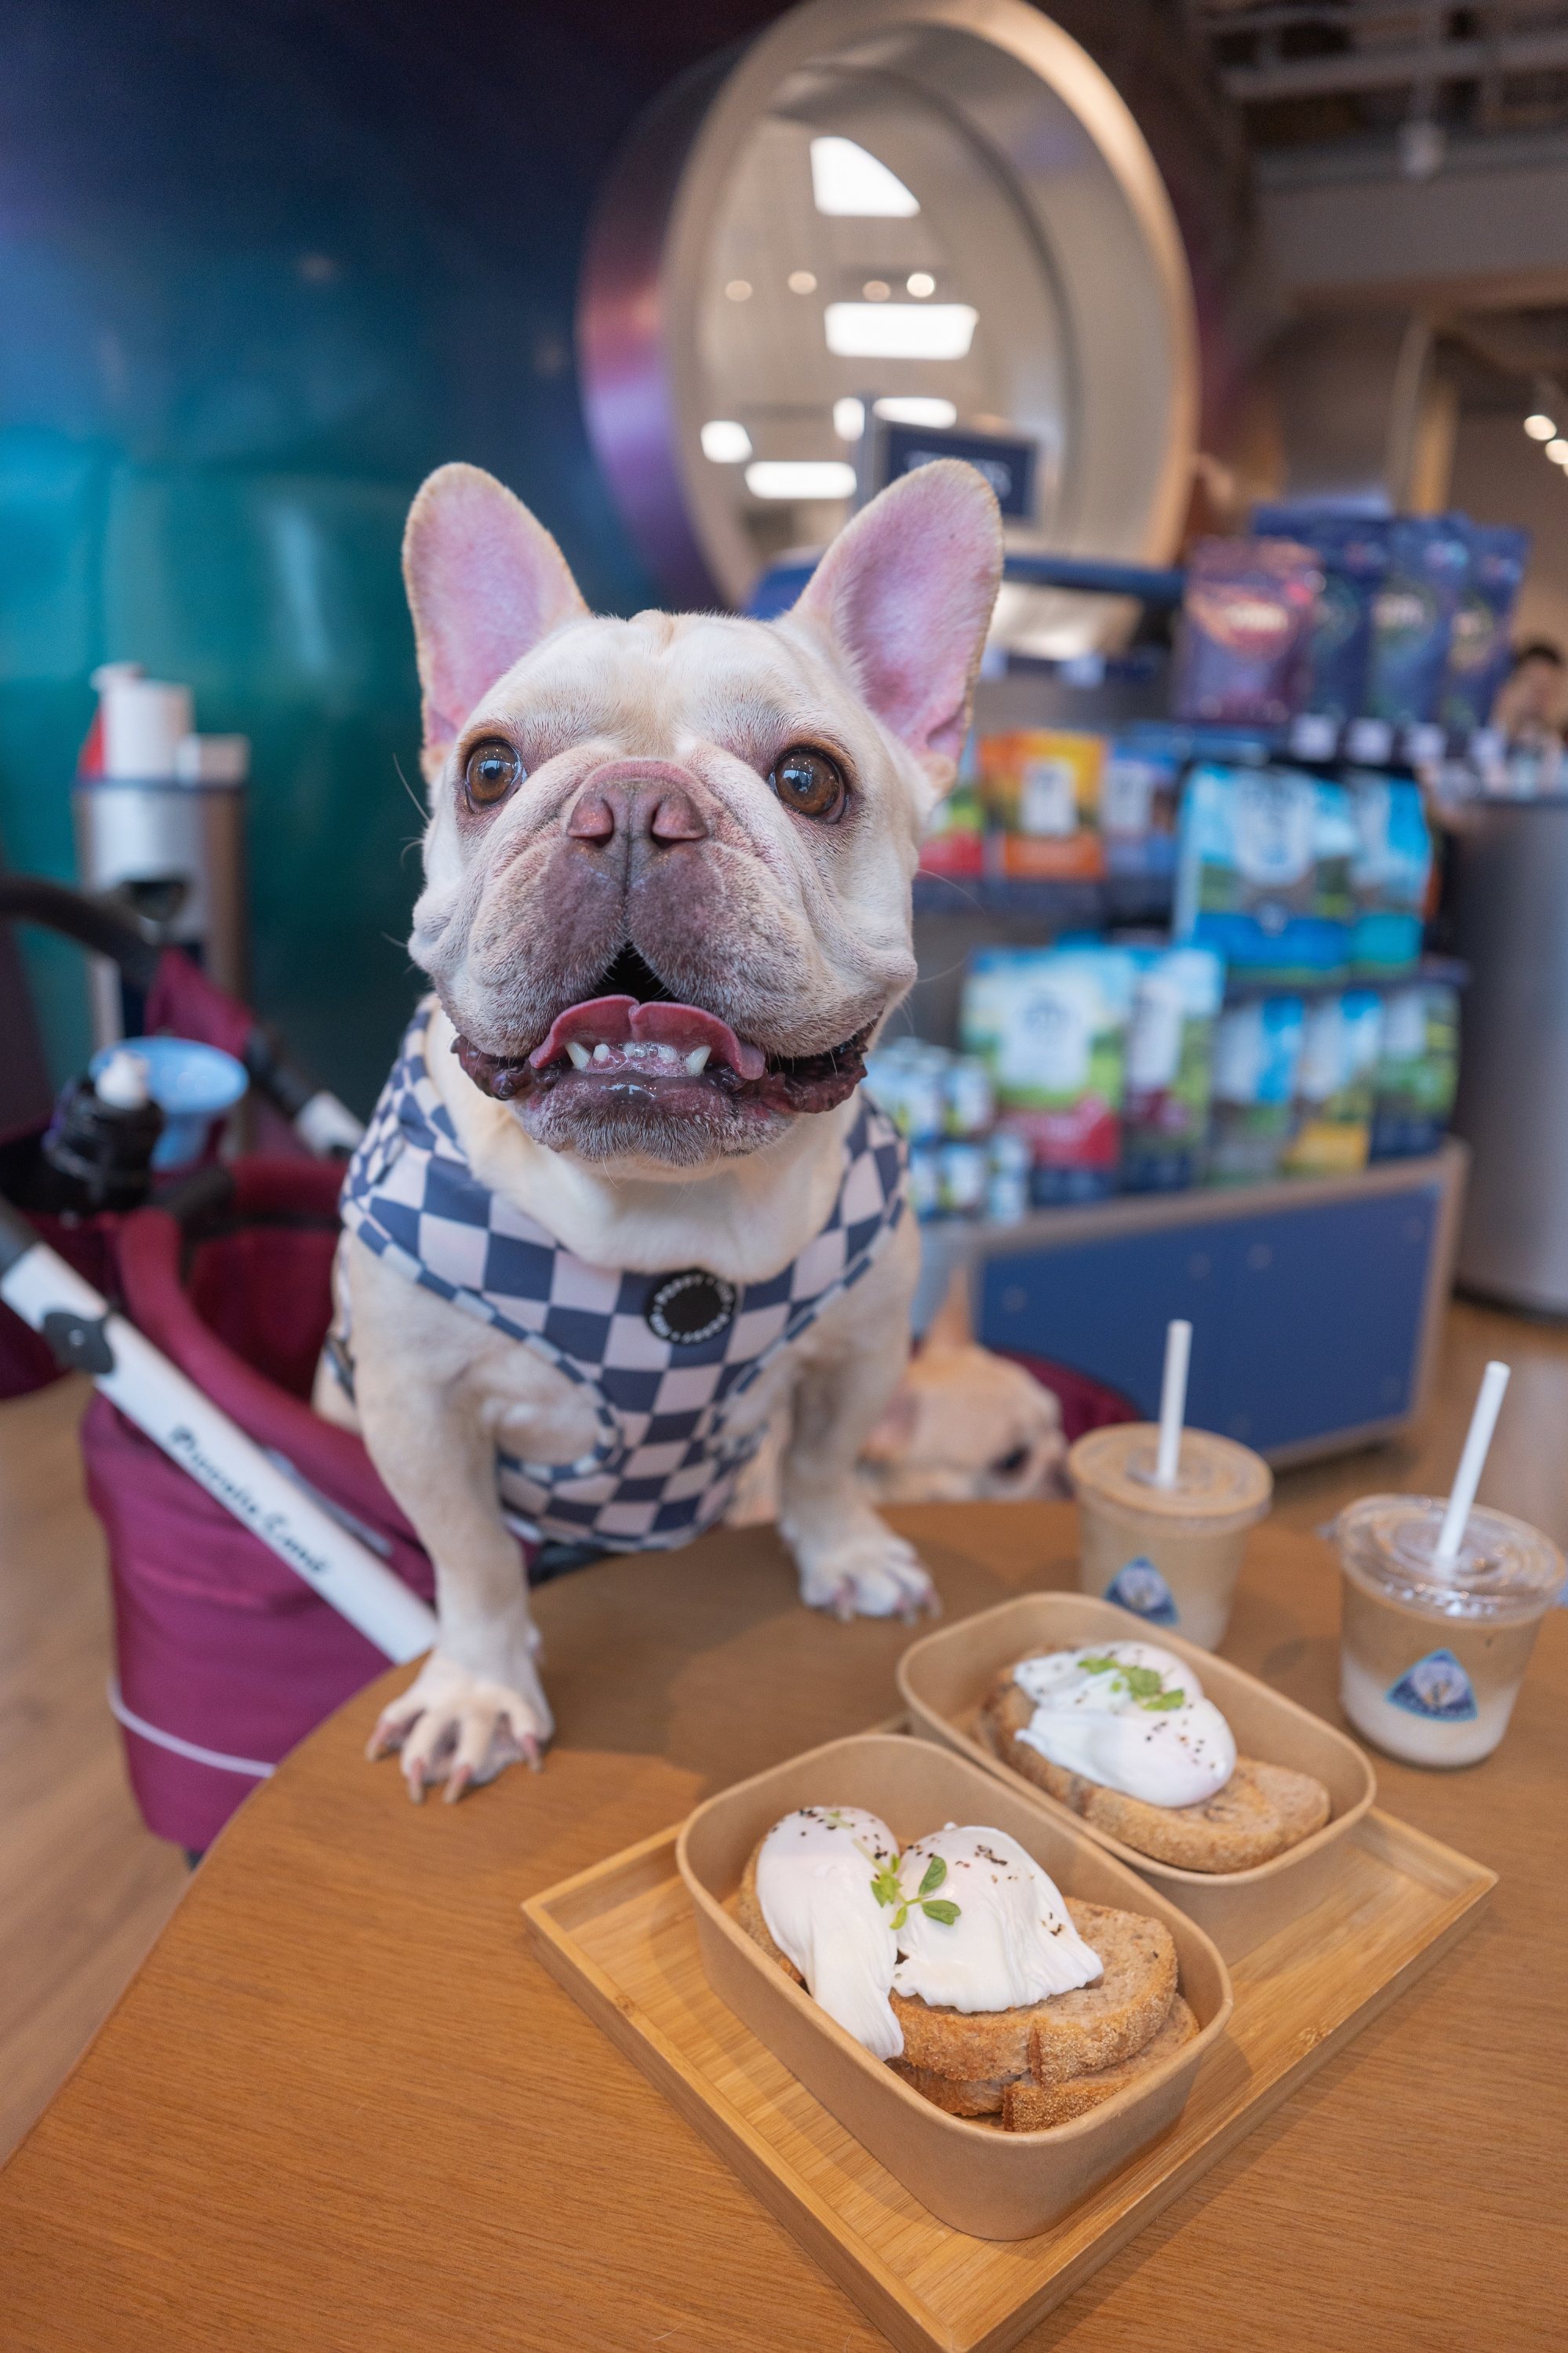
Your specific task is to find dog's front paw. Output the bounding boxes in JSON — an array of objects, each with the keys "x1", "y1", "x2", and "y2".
[
  {"x1": 788, "y1": 1510, "x2": 940, "y2": 1625},
  {"x1": 367, "y1": 1647, "x2": 555, "y2": 1804}
]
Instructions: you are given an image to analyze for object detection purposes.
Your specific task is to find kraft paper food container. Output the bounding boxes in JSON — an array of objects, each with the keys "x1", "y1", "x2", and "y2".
[
  {"x1": 676, "y1": 1732, "x2": 1231, "y2": 2242},
  {"x1": 898, "y1": 1593, "x2": 1376, "y2": 1963}
]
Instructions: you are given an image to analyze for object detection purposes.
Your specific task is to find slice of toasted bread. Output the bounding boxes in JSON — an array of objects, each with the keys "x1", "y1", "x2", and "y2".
[
  {"x1": 887, "y1": 2060, "x2": 1013, "y2": 2118},
  {"x1": 1002, "y1": 1994, "x2": 1199, "y2": 2132},
  {"x1": 736, "y1": 1847, "x2": 1176, "y2": 2088},
  {"x1": 980, "y1": 1670, "x2": 1331, "y2": 1874},
  {"x1": 891, "y1": 1998, "x2": 1202, "y2": 2126}
]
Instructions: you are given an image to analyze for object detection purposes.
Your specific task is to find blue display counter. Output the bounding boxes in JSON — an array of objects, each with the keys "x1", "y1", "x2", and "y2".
[{"x1": 916, "y1": 1143, "x2": 1466, "y2": 1466}]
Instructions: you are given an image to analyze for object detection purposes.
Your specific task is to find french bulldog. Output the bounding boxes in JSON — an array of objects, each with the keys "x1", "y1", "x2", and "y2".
[{"x1": 317, "y1": 456, "x2": 1002, "y2": 1801}]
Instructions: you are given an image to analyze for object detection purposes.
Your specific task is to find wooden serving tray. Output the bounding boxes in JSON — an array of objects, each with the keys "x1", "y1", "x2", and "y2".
[{"x1": 524, "y1": 1805, "x2": 1493, "y2": 2353}]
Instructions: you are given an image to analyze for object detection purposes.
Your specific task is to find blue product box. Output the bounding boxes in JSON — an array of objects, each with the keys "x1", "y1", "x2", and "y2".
[
  {"x1": 1253, "y1": 505, "x2": 1391, "y2": 721},
  {"x1": 1174, "y1": 764, "x2": 1352, "y2": 981},
  {"x1": 1367, "y1": 516, "x2": 1471, "y2": 726},
  {"x1": 1442, "y1": 523, "x2": 1530, "y2": 734}
]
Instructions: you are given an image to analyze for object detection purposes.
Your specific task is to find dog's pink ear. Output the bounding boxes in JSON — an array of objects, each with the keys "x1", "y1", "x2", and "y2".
[
  {"x1": 404, "y1": 463, "x2": 588, "y2": 761},
  {"x1": 791, "y1": 459, "x2": 1002, "y2": 785}
]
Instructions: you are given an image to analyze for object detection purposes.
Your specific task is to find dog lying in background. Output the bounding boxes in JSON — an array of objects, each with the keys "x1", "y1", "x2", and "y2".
[
  {"x1": 858, "y1": 1341, "x2": 1066, "y2": 1505},
  {"x1": 316, "y1": 456, "x2": 1003, "y2": 1799}
]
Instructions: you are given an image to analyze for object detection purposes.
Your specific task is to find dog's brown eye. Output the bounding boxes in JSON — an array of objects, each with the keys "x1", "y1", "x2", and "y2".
[
  {"x1": 769, "y1": 744, "x2": 846, "y2": 822},
  {"x1": 464, "y1": 736, "x2": 524, "y2": 808}
]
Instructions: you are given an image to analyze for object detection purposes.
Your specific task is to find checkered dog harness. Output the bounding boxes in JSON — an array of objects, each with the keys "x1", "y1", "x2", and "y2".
[{"x1": 337, "y1": 1001, "x2": 906, "y2": 1551}]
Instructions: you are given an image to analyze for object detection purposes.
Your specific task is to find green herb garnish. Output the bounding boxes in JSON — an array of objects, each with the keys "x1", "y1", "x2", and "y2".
[
  {"x1": 865, "y1": 1845, "x2": 961, "y2": 1932},
  {"x1": 1077, "y1": 1654, "x2": 1184, "y2": 1712}
]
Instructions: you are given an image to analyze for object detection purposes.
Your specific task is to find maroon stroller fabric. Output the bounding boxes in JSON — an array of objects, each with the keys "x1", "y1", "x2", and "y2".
[{"x1": 84, "y1": 1159, "x2": 439, "y2": 1852}]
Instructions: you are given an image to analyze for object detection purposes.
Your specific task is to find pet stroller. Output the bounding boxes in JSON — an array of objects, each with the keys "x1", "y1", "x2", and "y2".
[{"x1": 0, "y1": 878, "x2": 439, "y2": 1852}]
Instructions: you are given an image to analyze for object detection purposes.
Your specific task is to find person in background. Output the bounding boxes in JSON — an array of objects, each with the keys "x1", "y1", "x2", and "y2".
[{"x1": 1492, "y1": 639, "x2": 1566, "y2": 744}]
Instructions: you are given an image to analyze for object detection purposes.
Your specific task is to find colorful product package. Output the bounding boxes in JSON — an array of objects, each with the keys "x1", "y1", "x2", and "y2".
[
  {"x1": 1442, "y1": 523, "x2": 1530, "y2": 734},
  {"x1": 1367, "y1": 515, "x2": 1471, "y2": 727},
  {"x1": 1172, "y1": 537, "x2": 1320, "y2": 727},
  {"x1": 1252, "y1": 505, "x2": 1391, "y2": 721},
  {"x1": 1348, "y1": 773, "x2": 1432, "y2": 972},
  {"x1": 1100, "y1": 739, "x2": 1183, "y2": 879},
  {"x1": 1207, "y1": 995, "x2": 1304, "y2": 1183},
  {"x1": 1370, "y1": 982, "x2": 1460, "y2": 1160},
  {"x1": 1174, "y1": 763, "x2": 1352, "y2": 980},
  {"x1": 962, "y1": 946, "x2": 1136, "y2": 1204},
  {"x1": 1120, "y1": 947, "x2": 1226, "y2": 1193},
  {"x1": 1283, "y1": 989, "x2": 1385, "y2": 1176},
  {"x1": 976, "y1": 730, "x2": 1105, "y2": 879},
  {"x1": 918, "y1": 778, "x2": 986, "y2": 878}
]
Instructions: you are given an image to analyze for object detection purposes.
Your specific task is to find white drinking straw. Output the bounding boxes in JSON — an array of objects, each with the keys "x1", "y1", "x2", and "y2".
[
  {"x1": 1434, "y1": 1360, "x2": 1511, "y2": 1565},
  {"x1": 1155, "y1": 1319, "x2": 1192, "y2": 1489}
]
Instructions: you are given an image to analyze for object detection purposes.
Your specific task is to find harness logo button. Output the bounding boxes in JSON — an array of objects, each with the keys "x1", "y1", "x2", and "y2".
[{"x1": 646, "y1": 1269, "x2": 737, "y2": 1346}]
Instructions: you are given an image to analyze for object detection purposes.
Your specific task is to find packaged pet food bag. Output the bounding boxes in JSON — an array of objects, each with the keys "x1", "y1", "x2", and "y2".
[
  {"x1": 1120, "y1": 947, "x2": 1225, "y2": 1193},
  {"x1": 1348, "y1": 773, "x2": 1432, "y2": 973},
  {"x1": 1370, "y1": 982, "x2": 1460, "y2": 1159},
  {"x1": 1253, "y1": 505, "x2": 1391, "y2": 720},
  {"x1": 1172, "y1": 537, "x2": 1320, "y2": 727},
  {"x1": 918, "y1": 730, "x2": 987, "y2": 877},
  {"x1": 1283, "y1": 989, "x2": 1385, "y2": 1175},
  {"x1": 1442, "y1": 523, "x2": 1530, "y2": 734},
  {"x1": 1175, "y1": 764, "x2": 1352, "y2": 981},
  {"x1": 966, "y1": 947, "x2": 1136, "y2": 1204},
  {"x1": 977, "y1": 730, "x2": 1106, "y2": 879},
  {"x1": 1100, "y1": 737, "x2": 1184, "y2": 879},
  {"x1": 1207, "y1": 994, "x2": 1305, "y2": 1183},
  {"x1": 1367, "y1": 516, "x2": 1471, "y2": 726}
]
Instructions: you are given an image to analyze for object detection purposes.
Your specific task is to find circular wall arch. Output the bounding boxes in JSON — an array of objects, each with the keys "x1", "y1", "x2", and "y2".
[{"x1": 578, "y1": 0, "x2": 1199, "y2": 650}]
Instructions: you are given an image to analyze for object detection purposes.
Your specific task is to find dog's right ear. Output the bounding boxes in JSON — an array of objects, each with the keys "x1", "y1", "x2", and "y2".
[{"x1": 403, "y1": 463, "x2": 588, "y2": 777}]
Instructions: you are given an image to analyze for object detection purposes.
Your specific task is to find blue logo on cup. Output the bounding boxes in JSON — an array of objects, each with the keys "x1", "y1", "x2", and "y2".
[
  {"x1": 1386, "y1": 1648, "x2": 1478, "y2": 1721},
  {"x1": 1104, "y1": 1557, "x2": 1178, "y2": 1626}
]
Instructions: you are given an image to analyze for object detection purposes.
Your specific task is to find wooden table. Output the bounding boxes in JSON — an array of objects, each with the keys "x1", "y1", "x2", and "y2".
[{"x1": 2, "y1": 1505, "x2": 1563, "y2": 2351}]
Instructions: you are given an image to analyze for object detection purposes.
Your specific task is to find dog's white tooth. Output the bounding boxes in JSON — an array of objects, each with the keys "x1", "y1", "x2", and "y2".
[
  {"x1": 656, "y1": 1042, "x2": 678, "y2": 1063},
  {"x1": 684, "y1": 1046, "x2": 711, "y2": 1074},
  {"x1": 566, "y1": 1041, "x2": 591, "y2": 1070},
  {"x1": 592, "y1": 1042, "x2": 612, "y2": 1065}
]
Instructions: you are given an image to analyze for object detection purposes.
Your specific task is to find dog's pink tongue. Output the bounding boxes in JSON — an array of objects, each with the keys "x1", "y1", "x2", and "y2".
[{"x1": 529, "y1": 994, "x2": 765, "y2": 1080}]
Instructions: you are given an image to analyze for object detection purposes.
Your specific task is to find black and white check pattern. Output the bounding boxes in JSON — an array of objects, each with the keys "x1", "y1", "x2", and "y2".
[{"x1": 339, "y1": 1001, "x2": 907, "y2": 1550}]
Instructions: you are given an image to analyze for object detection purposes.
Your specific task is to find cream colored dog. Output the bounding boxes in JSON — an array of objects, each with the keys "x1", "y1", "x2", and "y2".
[{"x1": 318, "y1": 457, "x2": 1002, "y2": 1801}]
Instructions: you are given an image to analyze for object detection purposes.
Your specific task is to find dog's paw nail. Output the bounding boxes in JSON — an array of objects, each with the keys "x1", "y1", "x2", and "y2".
[
  {"x1": 521, "y1": 1735, "x2": 543, "y2": 1772},
  {"x1": 443, "y1": 1765, "x2": 473, "y2": 1805}
]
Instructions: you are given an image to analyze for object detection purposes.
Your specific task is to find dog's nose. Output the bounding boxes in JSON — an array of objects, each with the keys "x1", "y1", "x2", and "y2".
[{"x1": 566, "y1": 779, "x2": 709, "y2": 847}]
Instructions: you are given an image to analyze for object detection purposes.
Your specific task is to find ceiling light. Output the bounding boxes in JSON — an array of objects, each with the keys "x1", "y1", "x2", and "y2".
[
  {"x1": 725, "y1": 279, "x2": 752, "y2": 302},
  {"x1": 788, "y1": 270, "x2": 817, "y2": 294},
  {"x1": 1548, "y1": 439, "x2": 1568, "y2": 465},
  {"x1": 906, "y1": 271, "x2": 936, "y2": 299},
  {"x1": 863, "y1": 279, "x2": 891, "y2": 301},
  {"x1": 700, "y1": 419, "x2": 752, "y2": 463},
  {"x1": 1526, "y1": 413, "x2": 1558, "y2": 440},
  {"x1": 824, "y1": 303, "x2": 977, "y2": 361},
  {"x1": 745, "y1": 460, "x2": 857, "y2": 501},
  {"x1": 874, "y1": 395, "x2": 958, "y2": 428},
  {"x1": 809, "y1": 136, "x2": 919, "y2": 218},
  {"x1": 833, "y1": 396, "x2": 866, "y2": 442}
]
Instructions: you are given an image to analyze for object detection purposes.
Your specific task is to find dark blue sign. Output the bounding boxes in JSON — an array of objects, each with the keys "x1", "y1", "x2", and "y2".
[{"x1": 871, "y1": 421, "x2": 1038, "y2": 520}]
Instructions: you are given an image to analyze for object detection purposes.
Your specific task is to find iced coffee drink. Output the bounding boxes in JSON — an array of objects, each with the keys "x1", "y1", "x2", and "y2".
[
  {"x1": 1068, "y1": 1424, "x2": 1273, "y2": 1652},
  {"x1": 1335, "y1": 1495, "x2": 1563, "y2": 1766}
]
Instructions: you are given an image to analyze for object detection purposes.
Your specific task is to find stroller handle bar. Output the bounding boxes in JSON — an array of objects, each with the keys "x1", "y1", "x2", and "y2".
[
  {"x1": 0, "y1": 875, "x2": 365, "y2": 1156},
  {"x1": 0, "y1": 1195, "x2": 434, "y2": 1661}
]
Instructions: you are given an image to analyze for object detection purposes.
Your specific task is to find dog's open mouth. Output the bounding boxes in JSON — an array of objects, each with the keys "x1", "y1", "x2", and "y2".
[{"x1": 453, "y1": 948, "x2": 871, "y2": 1117}]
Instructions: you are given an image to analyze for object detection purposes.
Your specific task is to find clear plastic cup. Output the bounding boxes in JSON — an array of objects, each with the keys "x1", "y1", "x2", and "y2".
[
  {"x1": 1335, "y1": 1495, "x2": 1564, "y2": 1767},
  {"x1": 1068, "y1": 1424, "x2": 1273, "y2": 1652}
]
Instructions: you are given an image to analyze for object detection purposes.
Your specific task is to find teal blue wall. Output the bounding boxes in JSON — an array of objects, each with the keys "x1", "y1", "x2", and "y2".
[{"x1": 0, "y1": 0, "x2": 784, "y2": 1108}]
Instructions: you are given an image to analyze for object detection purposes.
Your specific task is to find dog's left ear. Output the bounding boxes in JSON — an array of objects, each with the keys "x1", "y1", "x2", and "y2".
[
  {"x1": 404, "y1": 463, "x2": 588, "y2": 777},
  {"x1": 789, "y1": 458, "x2": 1002, "y2": 808}
]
